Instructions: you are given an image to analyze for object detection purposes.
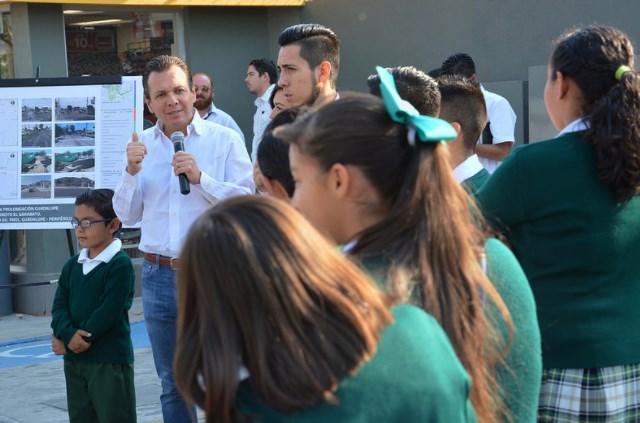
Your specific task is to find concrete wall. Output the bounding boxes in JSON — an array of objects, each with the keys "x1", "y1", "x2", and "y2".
[
  {"x1": 181, "y1": 0, "x2": 640, "y2": 145},
  {"x1": 292, "y1": 0, "x2": 640, "y2": 143},
  {"x1": 296, "y1": 0, "x2": 640, "y2": 87},
  {"x1": 11, "y1": 3, "x2": 66, "y2": 78},
  {"x1": 184, "y1": 7, "x2": 282, "y2": 151}
]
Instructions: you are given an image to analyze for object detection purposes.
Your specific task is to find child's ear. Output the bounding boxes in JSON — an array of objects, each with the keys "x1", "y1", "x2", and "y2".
[
  {"x1": 109, "y1": 217, "x2": 122, "y2": 237},
  {"x1": 263, "y1": 176, "x2": 291, "y2": 201},
  {"x1": 328, "y1": 163, "x2": 350, "y2": 199}
]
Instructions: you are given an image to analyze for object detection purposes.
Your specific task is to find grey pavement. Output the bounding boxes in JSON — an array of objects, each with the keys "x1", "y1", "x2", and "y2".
[{"x1": 0, "y1": 297, "x2": 204, "y2": 423}]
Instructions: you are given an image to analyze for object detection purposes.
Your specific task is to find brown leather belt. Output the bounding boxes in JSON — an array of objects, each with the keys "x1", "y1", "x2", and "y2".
[{"x1": 143, "y1": 253, "x2": 179, "y2": 270}]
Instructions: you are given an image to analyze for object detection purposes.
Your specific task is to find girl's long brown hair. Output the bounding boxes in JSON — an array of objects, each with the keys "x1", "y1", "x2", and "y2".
[
  {"x1": 280, "y1": 93, "x2": 512, "y2": 423},
  {"x1": 174, "y1": 195, "x2": 392, "y2": 423}
]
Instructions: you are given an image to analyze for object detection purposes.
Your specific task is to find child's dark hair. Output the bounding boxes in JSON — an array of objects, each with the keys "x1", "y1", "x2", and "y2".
[
  {"x1": 268, "y1": 85, "x2": 283, "y2": 109},
  {"x1": 550, "y1": 25, "x2": 640, "y2": 201},
  {"x1": 258, "y1": 107, "x2": 309, "y2": 198},
  {"x1": 174, "y1": 196, "x2": 392, "y2": 422},
  {"x1": 75, "y1": 189, "x2": 121, "y2": 233},
  {"x1": 437, "y1": 75, "x2": 487, "y2": 153},
  {"x1": 367, "y1": 66, "x2": 441, "y2": 117},
  {"x1": 440, "y1": 53, "x2": 476, "y2": 79}
]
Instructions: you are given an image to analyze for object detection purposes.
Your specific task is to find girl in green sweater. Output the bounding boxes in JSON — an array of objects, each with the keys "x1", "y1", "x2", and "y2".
[
  {"x1": 476, "y1": 25, "x2": 640, "y2": 422},
  {"x1": 277, "y1": 70, "x2": 529, "y2": 423},
  {"x1": 173, "y1": 196, "x2": 476, "y2": 423}
]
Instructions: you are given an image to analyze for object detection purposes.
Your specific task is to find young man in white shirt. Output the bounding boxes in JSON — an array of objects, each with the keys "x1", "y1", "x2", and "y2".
[
  {"x1": 277, "y1": 23, "x2": 340, "y2": 108},
  {"x1": 245, "y1": 58, "x2": 277, "y2": 162}
]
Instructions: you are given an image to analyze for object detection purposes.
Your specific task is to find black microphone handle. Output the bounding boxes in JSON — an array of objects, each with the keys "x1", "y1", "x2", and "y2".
[
  {"x1": 172, "y1": 135, "x2": 191, "y2": 195},
  {"x1": 178, "y1": 173, "x2": 190, "y2": 195}
]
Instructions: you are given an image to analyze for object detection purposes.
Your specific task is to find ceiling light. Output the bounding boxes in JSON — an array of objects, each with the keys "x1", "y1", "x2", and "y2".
[{"x1": 71, "y1": 19, "x2": 132, "y2": 27}]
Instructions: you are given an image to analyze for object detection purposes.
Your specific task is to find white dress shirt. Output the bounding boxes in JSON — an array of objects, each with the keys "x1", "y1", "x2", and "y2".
[
  {"x1": 477, "y1": 86, "x2": 517, "y2": 174},
  {"x1": 77, "y1": 238, "x2": 122, "y2": 275},
  {"x1": 453, "y1": 154, "x2": 485, "y2": 184},
  {"x1": 202, "y1": 103, "x2": 245, "y2": 142},
  {"x1": 114, "y1": 111, "x2": 254, "y2": 257},
  {"x1": 252, "y1": 84, "x2": 275, "y2": 162}
]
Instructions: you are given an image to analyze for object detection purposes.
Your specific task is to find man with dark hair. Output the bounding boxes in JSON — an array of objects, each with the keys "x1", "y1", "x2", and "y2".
[
  {"x1": 440, "y1": 52, "x2": 516, "y2": 174},
  {"x1": 437, "y1": 75, "x2": 490, "y2": 192},
  {"x1": 246, "y1": 58, "x2": 277, "y2": 162},
  {"x1": 114, "y1": 55, "x2": 253, "y2": 422},
  {"x1": 192, "y1": 72, "x2": 244, "y2": 141},
  {"x1": 367, "y1": 66, "x2": 441, "y2": 117},
  {"x1": 277, "y1": 23, "x2": 340, "y2": 107}
]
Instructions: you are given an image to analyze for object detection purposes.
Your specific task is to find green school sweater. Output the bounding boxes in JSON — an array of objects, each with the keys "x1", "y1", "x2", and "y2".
[
  {"x1": 237, "y1": 305, "x2": 477, "y2": 423},
  {"x1": 476, "y1": 131, "x2": 640, "y2": 369},
  {"x1": 462, "y1": 168, "x2": 491, "y2": 194},
  {"x1": 484, "y1": 238, "x2": 541, "y2": 423},
  {"x1": 359, "y1": 240, "x2": 541, "y2": 423},
  {"x1": 51, "y1": 251, "x2": 135, "y2": 364}
]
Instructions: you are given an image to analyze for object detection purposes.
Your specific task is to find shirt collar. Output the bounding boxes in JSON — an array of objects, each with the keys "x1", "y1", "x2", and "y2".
[
  {"x1": 202, "y1": 103, "x2": 219, "y2": 120},
  {"x1": 255, "y1": 84, "x2": 275, "y2": 106},
  {"x1": 77, "y1": 238, "x2": 122, "y2": 264},
  {"x1": 453, "y1": 154, "x2": 485, "y2": 184},
  {"x1": 557, "y1": 117, "x2": 589, "y2": 137}
]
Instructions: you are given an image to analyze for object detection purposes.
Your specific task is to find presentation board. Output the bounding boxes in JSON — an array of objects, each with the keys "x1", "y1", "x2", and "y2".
[{"x1": 0, "y1": 76, "x2": 143, "y2": 229}]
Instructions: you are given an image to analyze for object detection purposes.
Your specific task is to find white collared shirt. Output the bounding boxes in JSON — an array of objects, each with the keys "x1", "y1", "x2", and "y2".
[
  {"x1": 556, "y1": 117, "x2": 589, "y2": 137},
  {"x1": 114, "y1": 111, "x2": 254, "y2": 257},
  {"x1": 77, "y1": 238, "x2": 122, "y2": 275},
  {"x1": 453, "y1": 154, "x2": 485, "y2": 184},
  {"x1": 202, "y1": 103, "x2": 245, "y2": 142},
  {"x1": 477, "y1": 86, "x2": 517, "y2": 174},
  {"x1": 252, "y1": 84, "x2": 275, "y2": 162}
]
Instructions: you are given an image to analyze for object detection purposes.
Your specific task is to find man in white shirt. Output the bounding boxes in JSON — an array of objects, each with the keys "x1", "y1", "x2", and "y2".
[
  {"x1": 277, "y1": 23, "x2": 340, "y2": 108},
  {"x1": 245, "y1": 58, "x2": 277, "y2": 162},
  {"x1": 192, "y1": 72, "x2": 245, "y2": 142},
  {"x1": 113, "y1": 55, "x2": 253, "y2": 423},
  {"x1": 440, "y1": 53, "x2": 516, "y2": 173}
]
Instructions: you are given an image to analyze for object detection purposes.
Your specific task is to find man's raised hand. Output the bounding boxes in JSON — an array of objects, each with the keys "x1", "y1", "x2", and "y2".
[{"x1": 126, "y1": 132, "x2": 147, "y2": 175}]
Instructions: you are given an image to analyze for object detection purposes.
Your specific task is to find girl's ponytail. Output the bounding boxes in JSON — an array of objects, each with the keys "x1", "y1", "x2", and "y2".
[{"x1": 587, "y1": 69, "x2": 640, "y2": 201}]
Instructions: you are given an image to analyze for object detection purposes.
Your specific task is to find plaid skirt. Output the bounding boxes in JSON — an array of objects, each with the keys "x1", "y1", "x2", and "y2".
[{"x1": 538, "y1": 364, "x2": 640, "y2": 422}]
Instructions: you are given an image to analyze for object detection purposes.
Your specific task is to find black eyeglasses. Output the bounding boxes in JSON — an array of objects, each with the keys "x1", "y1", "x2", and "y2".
[{"x1": 71, "y1": 218, "x2": 113, "y2": 229}]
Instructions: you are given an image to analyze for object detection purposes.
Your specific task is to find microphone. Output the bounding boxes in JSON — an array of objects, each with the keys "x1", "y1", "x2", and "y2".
[{"x1": 171, "y1": 131, "x2": 190, "y2": 195}]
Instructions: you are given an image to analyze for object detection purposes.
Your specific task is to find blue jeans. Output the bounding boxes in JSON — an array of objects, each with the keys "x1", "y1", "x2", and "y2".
[{"x1": 142, "y1": 259, "x2": 196, "y2": 422}]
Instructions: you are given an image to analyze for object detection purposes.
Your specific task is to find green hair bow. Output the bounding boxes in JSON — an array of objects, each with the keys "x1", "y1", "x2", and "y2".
[{"x1": 376, "y1": 66, "x2": 457, "y2": 144}]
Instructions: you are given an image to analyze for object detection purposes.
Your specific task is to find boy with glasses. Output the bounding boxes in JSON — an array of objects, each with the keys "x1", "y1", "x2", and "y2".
[{"x1": 51, "y1": 188, "x2": 136, "y2": 423}]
